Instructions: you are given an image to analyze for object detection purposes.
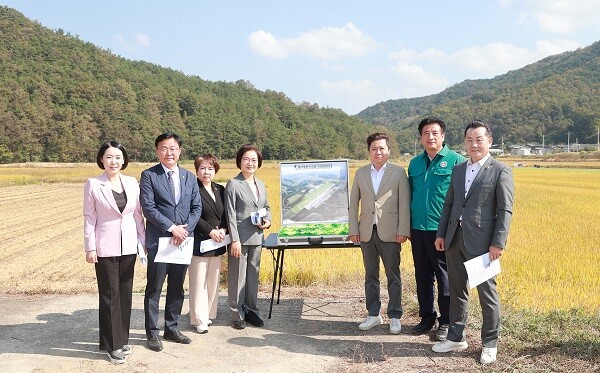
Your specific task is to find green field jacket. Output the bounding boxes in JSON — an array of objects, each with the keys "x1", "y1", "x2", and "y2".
[{"x1": 408, "y1": 145, "x2": 466, "y2": 231}]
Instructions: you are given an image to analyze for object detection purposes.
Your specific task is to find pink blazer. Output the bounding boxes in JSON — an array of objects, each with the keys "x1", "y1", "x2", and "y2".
[{"x1": 83, "y1": 173, "x2": 146, "y2": 257}]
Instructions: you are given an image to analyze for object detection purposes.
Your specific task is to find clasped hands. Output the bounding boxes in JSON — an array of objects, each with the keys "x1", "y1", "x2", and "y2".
[
  {"x1": 170, "y1": 224, "x2": 189, "y2": 246},
  {"x1": 209, "y1": 228, "x2": 227, "y2": 242}
]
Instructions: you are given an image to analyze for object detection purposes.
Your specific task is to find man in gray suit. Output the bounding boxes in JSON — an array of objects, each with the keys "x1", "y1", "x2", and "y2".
[
  {"x1": 349, "y1": 133, "x2": 411, "y2": 335},
  {"x1": 431, "y1": 121, "x2": 514, "y2": 365},
  {"x1": 140, "y1": 133, "x2": 202, "y2": 351}
]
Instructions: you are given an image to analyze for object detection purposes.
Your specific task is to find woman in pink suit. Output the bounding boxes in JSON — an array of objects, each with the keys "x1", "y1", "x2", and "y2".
[{"x1": 83, "y1": 141, "x2": 145, "y2": 364}]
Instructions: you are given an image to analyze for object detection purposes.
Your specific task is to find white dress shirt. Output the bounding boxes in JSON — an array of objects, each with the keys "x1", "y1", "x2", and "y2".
[{"x1": 370, "y1": 162, "x2": 387, "y2": 225}]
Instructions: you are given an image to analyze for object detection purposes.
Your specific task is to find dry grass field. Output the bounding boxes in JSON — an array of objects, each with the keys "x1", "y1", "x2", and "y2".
[{"x1": 1, "y1": 161, "x2": 599, "y2": 314}]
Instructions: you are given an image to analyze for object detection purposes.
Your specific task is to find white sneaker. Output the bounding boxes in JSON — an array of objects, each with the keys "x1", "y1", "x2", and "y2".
[
  {"x1": 480, "y1": 347, "x2": 497, "y2": 364},
  {"x1": 432, "y1": 339, "x2": 468, "y2": 353},
  {"x1": 207, "y1": 319, "x2": 213, "y2": 326},
  {"x1": 358, "y1": 314, "x2": 382, "y2": 330},
  {"x1": 389, "y1": 318, "x2": 401, "y2": 334},
  {"x1": 196, "y1": 324, "x2": 209, "y2": 334}
]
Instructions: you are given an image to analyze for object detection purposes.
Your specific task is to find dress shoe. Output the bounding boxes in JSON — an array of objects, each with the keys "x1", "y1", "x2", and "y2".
[
  {"x1": 121, "y1": 344, "x2": 132, "y2": 355},
  {"x1": 245, "y1": 310, "x2": 264, "y2": 327},
  {"x1": 431, "y1": 339, "x2": 468, "y2": 353},
  {"x1": 358, "y1": 314, "x2": 382, "y2": 331},
  {"x1": 147, "y1": 335, "x2": 163, "y2": 352},
  {"x1": 389, "y1": 318, "x2": 401, "y2": 334},
  {"x1": 196, "y1": 324, "x2": 209, "y2": 334},
  {"x1": 164, "y1": 330, "x2": 192, "y2": 344},
  {"x1": 411, "y1": 317, "x2": 436, "y2": 334},
  {"x1": 480, "y1": 347, "x2": 498, "y2": 364},
  {"x1": 435, "y1": 324, "x2": 449, "y2": 341},
  {"x1": 106, "y1": 349, "x2": 126, "y2": 364},
  {"x1": 233, "y1": 320, "x2": 247, "y2": 329}
]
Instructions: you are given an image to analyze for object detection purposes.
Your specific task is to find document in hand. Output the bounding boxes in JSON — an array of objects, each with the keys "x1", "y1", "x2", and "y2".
[
  {"x1": 155, "y1": 237, "x2": 194, "y2": 265},
  {"x1": 464, "y1": 253, "x2": 501, "y2": 289},
  {"x1": 251, "y1": 208, "x2": 267, "y2": 225},
  {"x1": 199, "y1": 234, "x2": 232, "y2": 253}
]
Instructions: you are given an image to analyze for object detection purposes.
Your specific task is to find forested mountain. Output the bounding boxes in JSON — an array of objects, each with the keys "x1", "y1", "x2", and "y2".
[
  {"x1": 0, "y1": 7, "x2": 380, "y2": 163},
  {"x1": 357, "y1": 41, "x2": 600, "y2": 152}
]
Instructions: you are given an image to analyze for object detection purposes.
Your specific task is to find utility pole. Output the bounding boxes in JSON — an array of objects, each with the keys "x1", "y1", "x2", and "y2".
[
  {"x1": 567, "y1": 131, "x2": 570, "y2": 152},
  {"x1": 542, "y1": 133, "x2": 545, "y2": 154},
  {"x1": 597, "y1": 126, "x2": 599, "y2": 152}
]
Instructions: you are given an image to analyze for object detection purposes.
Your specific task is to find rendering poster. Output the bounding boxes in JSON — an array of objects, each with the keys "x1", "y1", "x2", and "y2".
[{"x1": 278, "y1": 160, "x2": 350, "y2": 244}]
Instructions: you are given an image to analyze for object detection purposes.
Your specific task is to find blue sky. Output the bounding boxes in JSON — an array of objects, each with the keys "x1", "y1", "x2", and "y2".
[{"x1": 2, "y1": 1, "x2": 599, "y2": 114}]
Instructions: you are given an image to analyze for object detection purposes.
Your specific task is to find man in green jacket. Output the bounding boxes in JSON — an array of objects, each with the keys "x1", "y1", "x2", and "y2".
[{"x1": 408, "y1": 117, "x2": 465, "y2": 340}]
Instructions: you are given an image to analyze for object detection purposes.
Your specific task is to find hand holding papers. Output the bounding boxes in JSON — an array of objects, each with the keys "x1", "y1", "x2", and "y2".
[
  {"x1": 200, "y1": 234, "x2": 231, "y2": 253},
  {"x1": 464, "y1": 253, "x2": 501, "y2": 288},
  {"x1": 251, "y1": 208, "x2": 267, "y2": 226},
  {"x1": 155, "y1": 237, "x2": 194, "y2": 265}
]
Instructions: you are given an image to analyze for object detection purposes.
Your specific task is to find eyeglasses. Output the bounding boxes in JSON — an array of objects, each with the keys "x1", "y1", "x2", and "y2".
[
  {"x1": 158, "y1": 147, "x2": 180, "y2": 153},
  {"x1": 242, "y1": 157, "x2": 258, "y2": 164}
]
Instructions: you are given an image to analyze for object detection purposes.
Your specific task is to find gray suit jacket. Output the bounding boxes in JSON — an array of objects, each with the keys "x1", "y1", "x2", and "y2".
[
  {"x1": 225, "y1": 173, "x2": 271, "y2": 246},
  {"x1": 349, "y1": 163, "x2": 411, "y2": 242},
  {"x1": 436, "y1": 156, "x2": 514, "y2": 255},
  {"x1": 140, "y1": 164, "x2": 202, "y2": 251}
]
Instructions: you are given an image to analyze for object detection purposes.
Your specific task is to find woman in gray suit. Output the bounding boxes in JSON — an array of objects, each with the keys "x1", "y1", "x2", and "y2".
[{"x1": 225, "y1": 144, "x2": 271, "y2": 329}]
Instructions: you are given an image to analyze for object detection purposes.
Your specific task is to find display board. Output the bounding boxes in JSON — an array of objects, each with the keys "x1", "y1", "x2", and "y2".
[{"x1": 278, "y1": 160, "x2": 350, "y2": 245}]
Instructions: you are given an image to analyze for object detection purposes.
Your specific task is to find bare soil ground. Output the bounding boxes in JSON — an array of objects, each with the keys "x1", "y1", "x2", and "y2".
[{"x1": 0, "y1": 286, "x2": 494, "y2": 373}]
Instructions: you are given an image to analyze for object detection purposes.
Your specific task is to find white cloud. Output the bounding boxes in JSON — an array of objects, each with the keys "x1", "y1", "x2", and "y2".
[
  {"x1": 135, "y1": 33, "x2": 151, "y2": 48},
  {"x1": 499, "y1": 0, "x2": 600, "y2": 34},
  {"x1": 447, "y1": 40, "x2": 579, "y2": 76},
  {"x1": 115, "y1": 33, "x2": 151, "y2": 53},
  {"x1": 247, "y1": 22, "x2": 381, "y2": 60},
  {"x1": 380, "y1": 39, "x2": 579, "y2": 105},
  {"x1": 318, "y1": 79, "x2": 394, "y2": 114},
  {"x1": 392, "y1": 39, "x2": 579, "y2": 82},
  {"x1": 390, "y1": 61, "x2": 449, "y2": 97}
]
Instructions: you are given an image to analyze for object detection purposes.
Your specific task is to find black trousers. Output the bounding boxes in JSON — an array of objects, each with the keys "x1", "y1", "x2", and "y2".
[
  {"x1": 411, "y1": 229, "x2": 450, "y2": 325},
  {"x1": 144, "y1": 249, "x2": 188, "y2": 337},
  {"x1": 95, "y1": 254, "x2": 136, "y2": 352}
]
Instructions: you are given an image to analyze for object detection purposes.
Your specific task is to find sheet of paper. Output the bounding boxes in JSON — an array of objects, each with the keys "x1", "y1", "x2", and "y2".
[
  {"x1": 251, "y1": 208, "x2": 267, "y2": 225},
  {"x1": 155, "y1": 237, "x2": 194, "y2": 265},
  {"x1": 464, "y1": 253, "x2": 501, "y2": 289},
  {"x1": 199, "y1": 234, "x2": 231, "y2": 253}
]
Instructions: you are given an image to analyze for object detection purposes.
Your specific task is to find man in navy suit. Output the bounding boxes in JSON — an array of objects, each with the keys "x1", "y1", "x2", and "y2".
[{"x1": 140, "y1": 133, "x2": 202, "y2": 352}]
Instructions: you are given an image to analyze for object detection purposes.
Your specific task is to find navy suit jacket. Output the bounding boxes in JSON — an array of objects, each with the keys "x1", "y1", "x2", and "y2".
[{"x1": 140, "y1": 163, "x2": 202, "y2": 252}]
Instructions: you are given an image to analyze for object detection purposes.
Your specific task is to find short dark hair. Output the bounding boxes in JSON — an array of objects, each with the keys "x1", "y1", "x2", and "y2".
[
  {"x1": 418, "y1": 116, "x2": 446, "y2": 135},
  {"x1": 464, "y1": 120, "x2": 492, "y2": 138},
  {"x1": 96, "y1": 141, "x2": 129, "y2": 170},
  {"x1": 235, "y1": 144, "x2": 263, "y2": 169},
  {"x1": 154, "y1": 132, "x2": 182, "y2": 148},
  {"x1": 194, "y1": 153, "x2": 220, "y2": 173},
  {"x1": 366, "y1": 133, "x2": 390, "y2": 149}
]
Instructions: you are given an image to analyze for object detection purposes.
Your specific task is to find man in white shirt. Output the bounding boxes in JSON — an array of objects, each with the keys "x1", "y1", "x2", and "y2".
[{"x1": 349, "y1": 133, "x2": 411, "y2": 334}]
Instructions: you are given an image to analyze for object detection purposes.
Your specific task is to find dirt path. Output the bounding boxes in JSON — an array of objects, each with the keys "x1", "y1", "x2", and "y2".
[{"x1": 0, "y1": 288, "x2": 484, "y2": 372}]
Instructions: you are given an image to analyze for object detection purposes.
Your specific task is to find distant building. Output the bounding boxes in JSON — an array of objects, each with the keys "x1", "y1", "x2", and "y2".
[
  {"x1": 510, "y1": 145, "x2": 531, "y2": 156},
  {"x1": 570, "y1": 143, "x2": 598, "y2": 152}
]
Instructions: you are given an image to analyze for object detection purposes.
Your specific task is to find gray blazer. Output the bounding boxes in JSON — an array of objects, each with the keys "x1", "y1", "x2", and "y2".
[
  {"x1": 225, "y1": 172, "x2": 271, "y2": 246},
  {"x1": 140, "y1": 164, "x2": 202, "y2": 251},
  {"x1": 436, "y1": 156, "x2": 514, "y2": 255}
]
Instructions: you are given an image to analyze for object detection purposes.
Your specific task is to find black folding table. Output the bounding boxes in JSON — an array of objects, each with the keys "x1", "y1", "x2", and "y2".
[{"x1": 263, "y1": 232, "x2": 359, "y2": 318}]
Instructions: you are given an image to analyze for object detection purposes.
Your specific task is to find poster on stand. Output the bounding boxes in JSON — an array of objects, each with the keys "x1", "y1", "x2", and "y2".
[{"x1": 278, "y1": 160, "x2": 350, "y2": 245}]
